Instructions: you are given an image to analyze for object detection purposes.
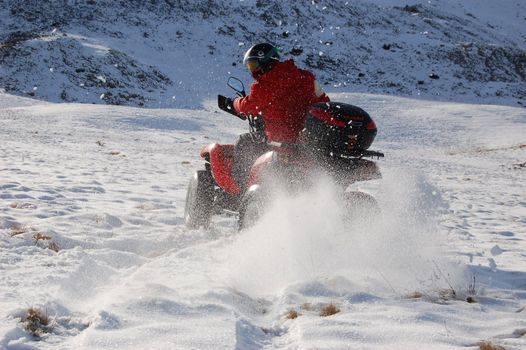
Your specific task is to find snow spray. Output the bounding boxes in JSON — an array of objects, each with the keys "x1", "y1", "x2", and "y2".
[{"x1": 227, "y1": 168, "x2": 465, "y2": 296}]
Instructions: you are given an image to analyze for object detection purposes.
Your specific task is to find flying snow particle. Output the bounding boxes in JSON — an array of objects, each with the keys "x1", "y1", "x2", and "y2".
[
  {"x1": 32, "y1": 86, "x2": 38, "y2": 91},
  {"x1": 100, "y1": 94, "x2": 105, "y2": 99},
  {"x1": 49, "y1": 68, "x2": 54, "y2": 72},
  {"x1": 238, "y1": 42, "x2": 245, "y2": 47},
  {"x1": 319, "y1": 51, "x2": 324, "y2": 56}
]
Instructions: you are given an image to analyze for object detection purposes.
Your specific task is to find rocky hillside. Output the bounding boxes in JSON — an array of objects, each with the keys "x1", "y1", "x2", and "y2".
[{"x1": 0, "y1": 0, "x2": 525, "y2": 108}]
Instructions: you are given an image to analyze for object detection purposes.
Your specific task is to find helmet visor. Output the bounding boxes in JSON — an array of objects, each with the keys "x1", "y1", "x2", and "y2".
[{"x1": 245, "y1": 59, "x2": 260, "y2": 72}]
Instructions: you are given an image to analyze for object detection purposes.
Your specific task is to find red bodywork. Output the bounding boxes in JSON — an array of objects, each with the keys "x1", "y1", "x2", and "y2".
[
  {"x1": 246, "y1": 151, "x2": 274, "y2": 188},
  {"x1": 200, "y1": 144, "x2": 240, "y2": 196},
  {"x1": 200, "y1": 143, "x2": 380, "y2": 200},
  {"x1": 200, "y1": 144, "x2": 292, "y2": 196}
]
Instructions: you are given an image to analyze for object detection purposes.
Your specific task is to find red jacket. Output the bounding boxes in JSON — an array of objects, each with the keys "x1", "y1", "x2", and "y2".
[{"x1": 233, "y1": 59, "x2": 330, "y2": 142}]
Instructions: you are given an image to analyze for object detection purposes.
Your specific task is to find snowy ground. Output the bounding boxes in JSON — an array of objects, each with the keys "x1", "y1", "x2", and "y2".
[{"x1": 0, "y1": 91, "x2": 525, "y2": 349}]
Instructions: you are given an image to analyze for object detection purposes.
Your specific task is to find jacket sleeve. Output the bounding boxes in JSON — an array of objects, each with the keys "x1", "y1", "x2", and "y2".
[
  {"x1": 314, "y1": 80, "x2": 330, "y2": 102},
  {"x1": 233, "y1": 81, "x2": 266, "y2": 116}
]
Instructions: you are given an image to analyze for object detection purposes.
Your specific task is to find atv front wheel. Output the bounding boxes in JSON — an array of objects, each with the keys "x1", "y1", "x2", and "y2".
[
  {"x1": 184, "y1": 170, "x2": 214, "y2": 229},
  {"x1": 238, "y1": 187, "x2": 266, "y2": 230}
]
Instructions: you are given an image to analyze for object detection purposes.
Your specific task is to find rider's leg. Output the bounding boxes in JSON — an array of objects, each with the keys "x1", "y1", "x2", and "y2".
[{"x1": 232, "y1": 133, "x2": 266, "y2": 188}]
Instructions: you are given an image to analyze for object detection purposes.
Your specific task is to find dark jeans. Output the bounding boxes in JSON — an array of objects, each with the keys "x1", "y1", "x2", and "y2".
[{"x1": 232, "y1": 133, "x2": 268, "y2": 188}]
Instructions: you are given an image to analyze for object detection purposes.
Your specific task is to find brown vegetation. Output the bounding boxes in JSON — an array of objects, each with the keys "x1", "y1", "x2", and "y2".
[
  {"x1": 479, "y1": 341, "x2": 505, "y2": 350},
  {"x1": 320, "y1": 303, "x2": 340, "y2": 317},
  {"x1": 286, "y1": 309, "x2": 299, "y2": 319},
  {"x1": 22, "y1": 307, "x2": 52, "y2": 337},
  {"x1": 9, "y1": 202, "x2": 37, "y2": 209},
  {"x1": 404, "y1": 291, "x2": 424, "y2": 299},
  {"x1": 32, "y1": 233, "x2": 60, "y2": 252},
  {"x1": 301, "y1": 303, "x2": 314, "y2": 311},
  {"x1": 10, "y1": 224, "x2": 28, "y2": 236}
]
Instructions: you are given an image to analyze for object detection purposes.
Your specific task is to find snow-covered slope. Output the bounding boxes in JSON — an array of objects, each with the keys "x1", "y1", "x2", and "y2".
[
  {"x1": 1, "y1": 1, "x2": 525, "y2": 348},
  {"x1": 1, "y1": 90, "x2": 525, "y2": 349},
  {"x1": 0, "y1": 0, "x2": 525, "y2": 108}
]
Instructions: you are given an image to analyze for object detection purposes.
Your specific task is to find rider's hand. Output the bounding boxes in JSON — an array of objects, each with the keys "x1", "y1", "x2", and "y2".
[
  {"x1": 218, "y1": 95, "x2": 235, "y2": 112},
  {"x1": 218, "y1": 95, "x2": 246, "y2": 120}
]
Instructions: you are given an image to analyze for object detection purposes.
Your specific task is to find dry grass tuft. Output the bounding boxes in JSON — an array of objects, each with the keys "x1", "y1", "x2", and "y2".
[
  {"x1": 47, "y1": 241, "x2": 60, "y2": 252},
  {"x1": 33, "y1": 233, "x2": 60, "y2": 252},
  {"x1": 466, "y1": 296, "x2": 478, "y2": 303},
  {"x1": 286, "y1": 309, "x2": 299, "y2": 319},
  {"x1": 22, "y1": 307, "x2": 52, "y2": 337},
  {"x1": 320, "y1": 303, "x2": 340, "y2": 317},
  {"x1": 109, "y1": 151, "x2": 120, "y2": 155},
  {"x1": 33, "y1": 233, "x2": 51, "y2": 242},
  {"x1": 10, "y1": 224, "x2": 28, "y2": 236},
  {"x1": 9, "y1": 202, "x2": 37, "y2": 209},
  {"x1": 478, "y1": 341, "x2": 505, "y2": 350},
  {"x1": 301, "y1": 303, "x2": 314, "y2": 311},
  {"x1": 405, "y1": 291, "x2": 424, "y2": 299},
  {"x1": 439, "y1": 288, "x2": 457, "y2": 300}
]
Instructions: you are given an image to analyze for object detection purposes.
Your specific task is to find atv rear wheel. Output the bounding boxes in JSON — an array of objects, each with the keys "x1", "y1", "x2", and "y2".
[
  {"x1": 343, "y1": 191, "x2": 380, "y2": 220},
  {"x1": 184, "y1": 170, "x2": 214, "y2": 229}
]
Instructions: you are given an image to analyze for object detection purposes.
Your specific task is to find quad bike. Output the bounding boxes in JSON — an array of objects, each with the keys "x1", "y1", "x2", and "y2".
[{"x1": 184, "y1": 77, "x2": 384, "y2": 230}]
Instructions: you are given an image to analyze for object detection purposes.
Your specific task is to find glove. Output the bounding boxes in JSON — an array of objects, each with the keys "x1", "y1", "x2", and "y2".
[
  {"x1": 218, "y1": 95, "x2": 246, "y2": 120},
  {"x1": 218, "y1": 95, "x2": 235, "y2": 112}
]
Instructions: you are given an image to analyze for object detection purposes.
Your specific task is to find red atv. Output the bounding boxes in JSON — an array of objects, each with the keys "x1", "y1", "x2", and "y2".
[{"x1": 184, "y1": 78, "x2": 383, "y2": 230}]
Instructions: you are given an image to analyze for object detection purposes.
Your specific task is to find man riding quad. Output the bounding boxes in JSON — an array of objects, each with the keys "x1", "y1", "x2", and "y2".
[
  {"x1": 219, "y1": 42, "x2": 330, "y2": 187},
  {"x1": 185, "y1": 43, "x2": 381, "y2": 229}
]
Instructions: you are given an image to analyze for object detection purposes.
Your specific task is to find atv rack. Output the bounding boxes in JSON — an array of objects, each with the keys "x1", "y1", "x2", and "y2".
[
  {"x1": 267, "y1": 141, "x2": 384, "y2": 159},
  {"x1": 358, "y1": 150, "x2": 384, "y2": 159}
]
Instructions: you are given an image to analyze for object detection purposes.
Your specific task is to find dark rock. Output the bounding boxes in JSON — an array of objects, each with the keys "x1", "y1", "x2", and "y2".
[
  {"x1": 398, "y1": 5, "x2": 421, "y2": 14},
  {"x1": 290, "y1": 48, "x2": 303, "y2": 56}
]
